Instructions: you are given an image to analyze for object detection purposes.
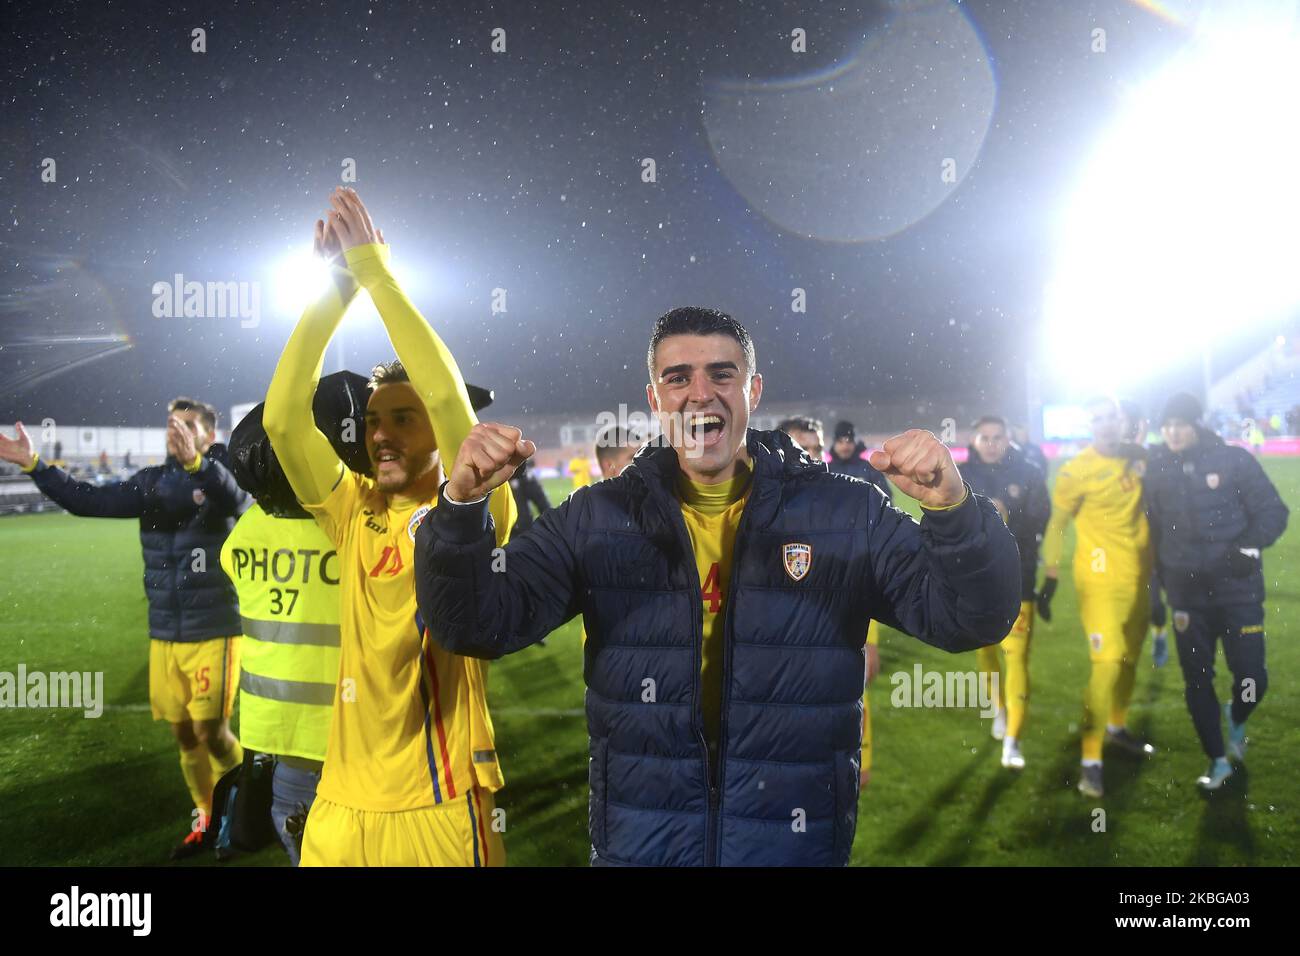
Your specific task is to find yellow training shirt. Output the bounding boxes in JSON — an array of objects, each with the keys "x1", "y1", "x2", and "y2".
[
  {"x1": 306, "y1": 470, "x2": 515, "y2": 811},
  {"x1": 677, "y1": 467, "x2": 752, "y2": 761},
  {"x1": 264, "y1": 240, "x2": 516, "y2": 813},
  {"x1": 1043, "y1": 445, "x2": 1151, "y2": 589},
  {"x1": 569, "y1": 456, "x2": 592, "y2": 489}
]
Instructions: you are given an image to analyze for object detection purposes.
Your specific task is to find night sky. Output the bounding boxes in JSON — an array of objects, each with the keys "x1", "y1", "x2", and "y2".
[{"x1": 0, "y1": 0, "x2": 1240, "y2": 429}]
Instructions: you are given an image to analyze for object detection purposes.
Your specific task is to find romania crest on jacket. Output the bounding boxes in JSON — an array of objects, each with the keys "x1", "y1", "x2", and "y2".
[{"x1": 783, "y1": 542, "x2": 812, "y2": 581}]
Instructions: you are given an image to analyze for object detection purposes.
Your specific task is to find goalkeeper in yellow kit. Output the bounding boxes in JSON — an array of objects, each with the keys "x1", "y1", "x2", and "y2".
[
  {"x1": 1039, "y1": 397, "x2": 1154, "y2": 798},
  {"x1": 264, "y1": 188, "x2": 514, "y2": 865}
]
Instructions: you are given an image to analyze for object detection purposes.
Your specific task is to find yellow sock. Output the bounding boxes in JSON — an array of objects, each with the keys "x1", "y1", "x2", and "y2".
[
  {"x1": 1003, "y1": 602, "x2": 1032, "y2": 739},
  {"x1": 210, "y1": 738, "x2": 244, "y2": 780},
  {"x1": 1083, "y1": 661, "x2": 1121, "y2": 761},
  {"x1": 975, "y1": 644, "x2": 1004, "y2": 711},
  {"x1": 179, "y1": 743, "x2": 214, "y2": 819},
  {"x1": 1004, "y1": 646, "x2": 1029, "y2": 739}
]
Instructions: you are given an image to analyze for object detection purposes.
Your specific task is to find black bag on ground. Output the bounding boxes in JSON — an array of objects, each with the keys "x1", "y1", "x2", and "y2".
[{"x1": 206, "y1": 750, "x2": 277, "y2": 858}]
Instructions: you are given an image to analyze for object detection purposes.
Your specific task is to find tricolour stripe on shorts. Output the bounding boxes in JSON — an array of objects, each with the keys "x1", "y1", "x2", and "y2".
[
  {"x1": 219, "y1": 638, "x2": 231, "y2": 714},
  {"x1": 466, "y1": 791, "x2": 481, "y2": 867},
  {"x1": 473, "y1": 788, "x2": 489, "y2": 866}
]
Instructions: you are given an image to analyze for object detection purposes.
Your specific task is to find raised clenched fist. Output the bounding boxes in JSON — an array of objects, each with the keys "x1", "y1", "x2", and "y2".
[
  {"x1": 867, "y1": 429, "x2": 966, "y2": 509},
  {"x1": 446, "y1": 422, "x2": 537, "y2": 503}
]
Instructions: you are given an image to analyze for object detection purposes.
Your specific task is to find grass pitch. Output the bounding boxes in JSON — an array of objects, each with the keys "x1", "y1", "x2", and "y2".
[{"x1": 1, "y1": 466, "x2": 1296, "y2": 866}]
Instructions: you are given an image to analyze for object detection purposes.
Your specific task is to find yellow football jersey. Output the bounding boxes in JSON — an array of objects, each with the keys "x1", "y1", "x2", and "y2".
[
  {"x1": 307, "y1": 470, "x2": 515, "y2": 812},
  {"x1": 677, "y1": 470, "x2": 751, "y2": 758},
  {"x1": 1044, "y1": 446, "x2": 1151, "y2": 588},
  {"x1": 569, "y1": 456, "x2": 592, "y2": 489}
]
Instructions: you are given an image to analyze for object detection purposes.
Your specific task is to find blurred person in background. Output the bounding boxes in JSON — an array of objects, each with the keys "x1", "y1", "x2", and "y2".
[{"x1": 1144, "y1": 393, "x2": 1288, "y2": 790}]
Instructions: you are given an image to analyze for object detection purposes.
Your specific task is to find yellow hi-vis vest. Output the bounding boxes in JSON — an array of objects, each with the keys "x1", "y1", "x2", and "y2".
[{"x1": 219, "y1": 504, "x2": 341, "y2": 761}]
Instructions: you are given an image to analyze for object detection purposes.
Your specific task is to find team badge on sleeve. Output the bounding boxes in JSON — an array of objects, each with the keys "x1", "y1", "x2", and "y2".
[
  {"x1": 1173, "y1": 611, "x2": 1190, "y2": 633},
  {"x1": 192, "y1": 489, "x2": 206, "y2": 505},
  {"x1": 1206, "y1": 473, "x2": 1220, "y2": 489},
  {"x1": 783, "y1": 543, "x2": 812, "y2": 582}
]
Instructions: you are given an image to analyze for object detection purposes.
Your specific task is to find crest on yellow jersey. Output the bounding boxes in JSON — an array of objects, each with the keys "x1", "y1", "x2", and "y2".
[
  {"x1": 783, "y1": 543, "x2": 812, "y2": 582},
  {"x1": 407, "y1": 504, "x2": 432, "y2": 542}
]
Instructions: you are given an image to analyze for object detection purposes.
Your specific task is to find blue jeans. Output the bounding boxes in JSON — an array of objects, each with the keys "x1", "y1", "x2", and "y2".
[{"x1": 271, "y1": 761, "x2": 321, "y2": 866}]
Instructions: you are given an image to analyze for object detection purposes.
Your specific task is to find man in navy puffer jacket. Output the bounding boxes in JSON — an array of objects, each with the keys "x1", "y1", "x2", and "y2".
[
  {"x1": 1144, "y1": 392, "x2": 1288, "y2": 791},
  {"x1": 1, "y1": 397, "x2": 249, "y2": 859},
  {"x1": 414, "y1": 307, "x2": 1021, "y2": 866}
]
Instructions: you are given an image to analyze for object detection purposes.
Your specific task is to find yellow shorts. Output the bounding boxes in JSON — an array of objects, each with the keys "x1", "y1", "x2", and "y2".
[
  {"x1": 300, "y1": 790, "x2": 505, "y2": 867},
  {"x1": 149, "y1": 636, "x2": 240, "y2": 724},
  {"x1": 1078, "y1": 588, "x2": 1148, "y2": 664}
]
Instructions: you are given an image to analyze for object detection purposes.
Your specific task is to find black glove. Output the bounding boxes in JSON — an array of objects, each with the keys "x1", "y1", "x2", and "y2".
[
  {"x1": 1226, "y1": 546, "x2": 1261, "y2": 578},
  {"x1": 1036, "y1": 577, "x2": 1057, "y2": 623}
]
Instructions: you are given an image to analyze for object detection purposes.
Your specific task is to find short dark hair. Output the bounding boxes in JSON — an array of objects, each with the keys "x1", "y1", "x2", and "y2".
[
  {"x1": 594, "y1": 424, "x2": 643, "y2": 467},
  {"x1": 369, "y1": 360, "x2": 410, "y2": 389},
  {"x1": 1161, "y1": 392, "x2": 1203, "y2": 426},
  {"x1": 168, "y1": 397, "x2": 218, "y2": 434},
  {"x1": 647, "y1": 306, "x2": 756, "y2": 379},
  {"x1": 778, "y1": 416, "x2": 823, "y2": 437},
  {"x1": 972, "y1": 414, "x2": 1008, "y2": 432}
]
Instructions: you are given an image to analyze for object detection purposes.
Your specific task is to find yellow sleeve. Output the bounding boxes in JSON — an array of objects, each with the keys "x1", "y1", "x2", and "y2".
[
  {"x1": 866, "y1": 619, "x2": 881, "y2": 646},
  {"x1": 264, "y1": 271, "x2": 360, "y2": 507},
  {"x1": 303, "y1": 468, "x2": 364, "y2": 548},
  {"x1": 488, "y1": 483, "x2": 517, "y2": 547},
  {"x1": 1042, "y1": 462, "x2": 1085, "y2": 569},
  {"x1": 345, "y1": 243, "x2": 477, "y2": 470}
]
